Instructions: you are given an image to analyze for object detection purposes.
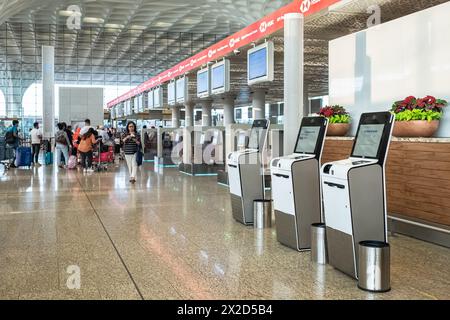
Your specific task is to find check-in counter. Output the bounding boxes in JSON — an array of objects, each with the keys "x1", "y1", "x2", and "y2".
[{"x1": 322, "y1": 136, "x2": 450, "y2": 247}]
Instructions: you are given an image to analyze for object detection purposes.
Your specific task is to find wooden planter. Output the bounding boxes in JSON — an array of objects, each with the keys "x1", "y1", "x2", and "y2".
[
  {"x1": 327, "y1": 123, "x2": 350, "y2": 136},
  {"x1": 393, "y1": 120, "x2": 440, "y2": 137}
]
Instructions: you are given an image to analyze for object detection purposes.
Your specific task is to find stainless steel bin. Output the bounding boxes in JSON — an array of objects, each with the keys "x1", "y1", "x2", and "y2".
[
  {"x1": 358, "y1": 241, "x2": 391, "y2": 293},
  {"x1": 253, "y1": 199, "x2": 272, "y2": 229},
  {"x1": 311, "y1": 223, "x2": 328, "y2": 264}
]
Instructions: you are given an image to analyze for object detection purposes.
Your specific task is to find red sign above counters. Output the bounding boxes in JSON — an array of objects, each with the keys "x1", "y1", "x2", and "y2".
[{"x1": 107, "y1": 0, "x2": 341, "y2": 108}]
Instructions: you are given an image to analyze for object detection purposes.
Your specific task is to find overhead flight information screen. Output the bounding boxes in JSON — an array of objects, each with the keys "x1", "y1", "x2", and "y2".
[
  {"x1": 248, "y1": 47, "x2": 267, "y2": 81},
  {"x1": 212, "y1": 64, "x2": 225, "y2": 90}
]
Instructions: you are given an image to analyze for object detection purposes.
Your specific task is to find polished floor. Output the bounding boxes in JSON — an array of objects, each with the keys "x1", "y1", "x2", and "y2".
[{"x1": 0, "y1": 161, "x2": 449, "y2": 300}]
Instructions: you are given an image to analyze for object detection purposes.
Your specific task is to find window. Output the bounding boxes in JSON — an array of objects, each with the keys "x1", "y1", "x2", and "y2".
[{"x1": 0, "y1": 89, "x2": 5, "y2": 117}]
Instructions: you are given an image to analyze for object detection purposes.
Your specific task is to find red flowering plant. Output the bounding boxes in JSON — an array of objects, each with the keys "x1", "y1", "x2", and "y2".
[
  {"x1": 318, "y1": 105, "x2": 351, "y2": 123},
  {"x1": 391, "y1": 95, "x2": 448, "y2": 122}
]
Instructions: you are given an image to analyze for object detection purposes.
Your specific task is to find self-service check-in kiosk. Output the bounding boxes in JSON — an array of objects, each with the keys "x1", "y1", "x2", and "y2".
[
  {"x1": 271, "y1": 117, "x2": 328, "y2": 251},
  {"x1": 321, "y1": 112, "x2": 394, "y2": 279},
  {"x1": 228, "y1": 119, "x2": 270, "y2": 225}
]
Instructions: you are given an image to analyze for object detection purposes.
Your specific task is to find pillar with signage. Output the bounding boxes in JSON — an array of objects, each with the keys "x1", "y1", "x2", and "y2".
[
  {"x1": 223, "y1": 95, "x2": 236, "y2": 126},
  {"x1": 172, "y1": 106, "x2": 180, "y2": 128},
  {"x1": 283, "y1": 13, "x2": 304, "y2": 156},
  {"x1": 185, "y1": 102, "x2": 195, "y2": 127},
  {"x1": 252, "y1": 89, "x2": 266, "y2": 119},
  {"x1": 42, "y1": 46, "x2": 55, "y2": 139},
  {"x1": 201, "y1": 100, "x2": 213, "y2": 127}
]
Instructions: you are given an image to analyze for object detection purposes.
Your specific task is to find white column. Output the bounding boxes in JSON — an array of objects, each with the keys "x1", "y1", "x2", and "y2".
[
  {"x1": 201, "y1": 100, "x2": 212, "y2": 126},
  {"x1": 283, "y1": 13, "x2": 304, "y2": 155},
  {"x1": 184, "y1": 102, "x2": 194, "y2": 127},
  {"x1": 42, "y1": 46, "x2": 55, "y2": 139},
  {"x1": 304, "y1": 82, "x2": 310, "y2": 115},
  {"x1": 223, "y1": 96, "x2": 235, "y2": 126},
  {"x1": 252, "y1": 89, "x2": 266, "y2": 119},
  {"x1": 172, "y1": 106, "x2": 180, "y2": 128}
]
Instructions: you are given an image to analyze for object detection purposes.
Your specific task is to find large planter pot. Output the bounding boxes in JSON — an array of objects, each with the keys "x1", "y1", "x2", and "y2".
[
  {"x1": 393, "y1": 120, "x2": 440, "y2": 137},
  {"x1": 327, "y1": 123, "x2": 350, "y2": 136}
]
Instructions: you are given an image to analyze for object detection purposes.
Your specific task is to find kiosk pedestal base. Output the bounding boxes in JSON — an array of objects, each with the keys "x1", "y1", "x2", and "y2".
[
  {"x1": 327, "y1": 226, "x2": 357, "y2": 279},
  {"x1": 231, "y1": 194, "x2": 250, "y2": 225},
  {"x1": 275, "y1": 210, "x2": 299, "y2": 250},
  {"x1": 179, "y1": 163, "x2": 224, "y2": 176},
  {"x1": 217, "y1": 170, "x2": 229, "y2": 185}
]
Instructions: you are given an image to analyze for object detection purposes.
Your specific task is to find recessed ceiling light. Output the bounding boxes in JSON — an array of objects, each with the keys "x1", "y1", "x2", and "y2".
[
  {"x1": 182, "y1": 18, "x2": 202, "y2": 24},
  {"x1": 59, "y1": 10, "x2": 82, "y2": 17},
  {"x1": 129, "y1": 25, "x2": 147, "y2": 30},
  {"x1": 153, "y1": 21, "x2": 172, "y2": 28},
  {"x1": 83, "y1": 17, "x2": 105, "y2": 24},
  {"x1": 104, "y1": 23, "x2": 125, "y2": 29}
]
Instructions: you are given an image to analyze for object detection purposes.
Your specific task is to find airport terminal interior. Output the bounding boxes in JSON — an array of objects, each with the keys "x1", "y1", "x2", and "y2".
[{"x1": 1, "y1": 0, "x2": 450, "y2": 300}]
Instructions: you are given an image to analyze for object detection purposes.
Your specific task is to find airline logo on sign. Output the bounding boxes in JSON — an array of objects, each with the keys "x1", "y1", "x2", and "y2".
[
  {"x1": 300, "y1": 0, "x2": 321, "y2": 13},
  {"x1": 107, "y1": 0, "x2": 341, "y2": 108}
]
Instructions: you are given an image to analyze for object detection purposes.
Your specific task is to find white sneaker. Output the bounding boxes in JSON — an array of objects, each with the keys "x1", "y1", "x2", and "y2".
[
  {"x1": 87, "y1": 168, "x2": 94, "y2": 173},
  {"x1": 83, "y1": 168, "x2": 88, "y2": 173}
]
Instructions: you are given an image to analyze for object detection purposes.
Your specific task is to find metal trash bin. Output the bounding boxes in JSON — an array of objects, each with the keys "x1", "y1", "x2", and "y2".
[
  {"x1": 358, "y1": 241, "x2": 391, "y2": 293},
  {"x1": 253, "y1": 199, "x2": 272, "y2": 229},
  {"x1": 311, "y1": 223, "x2": 328, "y2": 264}
]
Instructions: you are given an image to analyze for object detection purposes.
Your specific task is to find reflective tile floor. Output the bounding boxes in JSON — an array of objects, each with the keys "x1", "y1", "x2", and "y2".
[{"x1": 0, "y1": 162, "x2": 449, "y2": 300}]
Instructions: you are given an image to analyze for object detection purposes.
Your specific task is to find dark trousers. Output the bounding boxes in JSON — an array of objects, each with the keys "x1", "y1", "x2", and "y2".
[
  {"x1": 32, "y1": 144, "x2": 40, "y2": 163},
  {"x1": 80, "y1": 151, "x2": 93, "y2": 169}
]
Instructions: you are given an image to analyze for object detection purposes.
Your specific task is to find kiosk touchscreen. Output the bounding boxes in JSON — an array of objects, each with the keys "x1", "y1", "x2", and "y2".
[
  {"x1": 227, "y1": 119, "x2": 270, "y2": 225},
  {"x1": 321, "y1": 112, "x2": 394, "y2": 279},
  {"x1": 271, "y1": 117, "x2": 328, "y2": 251}
]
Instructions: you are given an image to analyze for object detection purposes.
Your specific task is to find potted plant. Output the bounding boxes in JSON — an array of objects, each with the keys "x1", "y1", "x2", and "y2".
[
  {"x1": 318, "y1": 105, "x2": 351, "y2": 136},
  {"x1": 391, "y1": 95, "x2": 447, "y2": 137}
]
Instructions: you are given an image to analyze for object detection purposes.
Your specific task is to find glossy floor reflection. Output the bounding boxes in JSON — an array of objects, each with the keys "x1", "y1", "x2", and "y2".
[{"x1": 0, "y1": 162, "x2": 449, "y2": 300}]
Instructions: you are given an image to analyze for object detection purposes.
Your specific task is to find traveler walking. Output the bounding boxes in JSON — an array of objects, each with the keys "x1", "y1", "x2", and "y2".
[{"x1": 122, "y1": 121, "x2": 141, "y2": 183}]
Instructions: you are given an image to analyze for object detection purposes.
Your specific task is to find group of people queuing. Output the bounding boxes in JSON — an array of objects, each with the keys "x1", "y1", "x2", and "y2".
[
  {"x1": 58, "y1": 119, "x2": 143, "y2": 182},
  {"x1": 3, "y1": 118, "x2": 148, "y2": 183}
]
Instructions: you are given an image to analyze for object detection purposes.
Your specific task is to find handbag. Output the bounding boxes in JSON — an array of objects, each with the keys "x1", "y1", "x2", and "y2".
[{"x1": 136, "y1": 150, "x2": 143, "y2": 166}]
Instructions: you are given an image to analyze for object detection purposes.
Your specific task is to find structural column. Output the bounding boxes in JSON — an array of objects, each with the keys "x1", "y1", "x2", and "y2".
[
  {"x1": 283, "y1": 13, "x2": 304, "y2": 155},
  {"x1": 184, "y1": 102, "x2": 195, "y2": 127},
  {"x1": 201, "y1": 100, "x2": 213, "y2": 126},
  {"x1": 222, "y1": 96, "x2": 235, "y2": 126},
  {"x1": 252, "y1": 88, "x2": 266, "y2": 119},
  {"x1": 171, "y1": 106, "x2": 180, "y2": 128},
  {"x1": 42, "y1": 46, "x2": 55, "y2": 139}
]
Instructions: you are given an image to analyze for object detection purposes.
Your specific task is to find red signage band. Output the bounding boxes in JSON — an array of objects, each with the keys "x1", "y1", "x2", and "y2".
[{"x1": 107, "y1": 0, "x2": 341, "y2": 108}]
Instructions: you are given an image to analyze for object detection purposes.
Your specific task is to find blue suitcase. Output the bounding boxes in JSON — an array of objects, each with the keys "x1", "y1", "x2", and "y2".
[
  {"x1": 45, "y1": 151, "x2": 53, "y2": 165},
  {"x1": 15, "y1": 146, "x2": 32, "y2": 168}
]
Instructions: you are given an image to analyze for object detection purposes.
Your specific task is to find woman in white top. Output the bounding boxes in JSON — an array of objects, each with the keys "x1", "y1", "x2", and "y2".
[{"x1": 30, "y1": 122, "x2": 42, "y2": 166}]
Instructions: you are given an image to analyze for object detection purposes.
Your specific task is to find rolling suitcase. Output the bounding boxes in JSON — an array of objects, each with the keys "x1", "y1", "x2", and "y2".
[
  {"x1": 15, "y1": 146, "x2": 32, "y2": 168},
  {"x1": 45, "y1": 151, "x2": 53, "y2": 165}
]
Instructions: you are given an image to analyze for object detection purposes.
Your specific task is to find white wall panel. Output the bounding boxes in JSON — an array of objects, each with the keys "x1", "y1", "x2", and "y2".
[
  {"x1": 329, "y1": 2, "x2": 450, "y2": 137},
  {"x1": 59, "y1": 87, "x2": 103, "y2": 127}
]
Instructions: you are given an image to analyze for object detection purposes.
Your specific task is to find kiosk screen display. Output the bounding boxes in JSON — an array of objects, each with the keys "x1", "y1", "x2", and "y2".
[
  {"x1": 212, "y1": 64, "x2": 225, "y2": 90},
  {"x1": 247, "y1": 120, "x2": 268, "y2": 150},
  {"x1": 295, "y1": 126, "x2": 321, "y2": 154},
  {"x1": 352, "y1": 124, "x2": 385, "y2": 158},
  {"x1": 197, "y1": 70, "x2": 209, "y2": 95},
  {"x1": 248, "y1": 47, "x2": 267, "y2": 81}
]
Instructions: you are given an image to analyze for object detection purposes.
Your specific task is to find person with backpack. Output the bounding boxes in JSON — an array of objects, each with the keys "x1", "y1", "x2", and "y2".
[
  {"x1": 5, "y1": 120, "x2": 20, "y2": 167},
  {"x1": 55, "y1": 123, "x2": 71, "y2": 169},
  {"x1": 30, "y1": 122, "x2": 43, "y2": 166},
  {"x1": 78, "y1": 128, "x2": 98, "y2": 173},
  {"x1": 122, "y1": 121, "x2": 141, "y2": 183}
]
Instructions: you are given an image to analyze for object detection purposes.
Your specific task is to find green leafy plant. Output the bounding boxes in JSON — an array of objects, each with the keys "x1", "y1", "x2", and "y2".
[
  {"x1": 391, "y1": 95, "x2": 447, "y2": 122},
  {"x1": 318, "y1": 105, "x2": 351, "y2": 124}
]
